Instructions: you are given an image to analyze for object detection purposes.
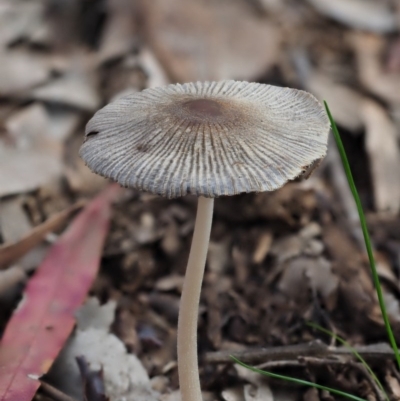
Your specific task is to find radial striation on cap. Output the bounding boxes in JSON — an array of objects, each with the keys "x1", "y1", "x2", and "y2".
[{"x1": 80, "y1": 80, "x2": 330, "y2": 198}]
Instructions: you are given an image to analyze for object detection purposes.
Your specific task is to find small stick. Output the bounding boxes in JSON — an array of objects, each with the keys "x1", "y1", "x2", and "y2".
[
  {"x1": 204, "y1": 341, "x2": 394, "y2": 364},
  {"x1": 28, "y1": 375, "x2": 78, "y2": 401}
]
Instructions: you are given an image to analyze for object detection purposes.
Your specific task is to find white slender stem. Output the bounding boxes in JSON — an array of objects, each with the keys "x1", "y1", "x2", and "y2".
[{"x1": 178, "y1": 196, "x2": 214, "y2": 401}]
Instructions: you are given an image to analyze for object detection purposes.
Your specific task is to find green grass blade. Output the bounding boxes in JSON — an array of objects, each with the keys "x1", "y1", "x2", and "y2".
[
  {"x1": 324, "y1": 101, "x2": 400, "y2": 370},
  {"x1": 307, "y1": 322, "x2": 388, "y2": 400},
  {"x1": 231, "y1": 356, "x2": 368, "y2": 401}
]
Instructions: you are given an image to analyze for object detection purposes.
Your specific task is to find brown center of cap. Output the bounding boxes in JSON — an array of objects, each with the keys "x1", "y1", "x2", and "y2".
[{"x1": 183, "y1": 99, "x2": 223, "y2": 117}]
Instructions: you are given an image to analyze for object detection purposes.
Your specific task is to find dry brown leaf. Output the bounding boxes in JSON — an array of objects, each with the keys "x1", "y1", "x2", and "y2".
[
  {"x1": 350, "y1": 33, "x2": 400, "y2": 104},
  {"x1": 155, "y1": 274, "x2": 184, "y2": 292},
  {"x1": 0, "y1": 1, "x2": 44, "y2": 47},
  {"x1": 386, "y1": 37, "x2": 400, "y2": 73},
  {"x1": 385, "y1": 373, "x2": 400, "y2": 398},
  {"x1": 0, "y1": 201, "x2": 84, "y2": 269},
  {"x1": 306, "y1": 0, "x2": 397, "y2": 33},
  {"x1": 140, "y1": 0, "x2": 281, "y2": 82},
  {"x1": 323, "y1": 224, "x2": 378, "y2": 325},
  {"x1": 98, "y1": 0, "x2": 138, "y2": 63},
  {"x1": 362, "y1": 99, "x2": 400, "y2": 214},
  {"x1": 303, "y1": 388, "x2": 320, "y2": 401},
  {"x1": 252, "y1": 232, "x2": 273, "y2": 264}
]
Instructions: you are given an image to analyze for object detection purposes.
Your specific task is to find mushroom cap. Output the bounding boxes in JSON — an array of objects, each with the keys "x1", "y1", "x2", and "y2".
[{"x1": 80, "y1": 80, "x2": 330, "y2": 198}]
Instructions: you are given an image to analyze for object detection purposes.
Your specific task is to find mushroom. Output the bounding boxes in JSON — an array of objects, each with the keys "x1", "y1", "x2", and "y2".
[{"x1": 80, "y1": 80, "x2": 330, "y2": 401}]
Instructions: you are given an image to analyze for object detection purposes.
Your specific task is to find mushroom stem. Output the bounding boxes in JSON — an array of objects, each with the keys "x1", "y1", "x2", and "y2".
[{"x1": 178, "y1": 196, "x2": 214, "y2": 401}]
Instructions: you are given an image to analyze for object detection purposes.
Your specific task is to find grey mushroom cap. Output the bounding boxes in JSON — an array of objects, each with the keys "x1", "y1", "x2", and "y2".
[{"x1": 80, "y1": 80, "x2": 330, "y2": 198}]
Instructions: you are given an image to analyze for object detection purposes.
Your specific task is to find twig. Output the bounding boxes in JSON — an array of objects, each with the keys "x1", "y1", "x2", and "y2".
[
  {"x1": 204, "y1": 341, "x2": 394, "y2": 364},
  {"x1": 28, "y1": 375, "x2": 78, "y2": 401}
]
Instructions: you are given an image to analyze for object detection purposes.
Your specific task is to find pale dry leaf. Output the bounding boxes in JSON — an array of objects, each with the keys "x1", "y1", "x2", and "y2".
[
  {"x1": 235, "y1": 363, "x2": 264, "y2": 386},
  {"x1": 0, "y1": 197, "x2": 32, "y2": 243},
  {"x1": 362, "y1": 99, "x2": 400, "y2": 214},
  {"x1": 299, "y1": 222, "x2": 322, "y2": 240},
  {"x1": 222, "y1": 387, "x2": 245, "y2": 401},
  {"x1": 278, "y1": 256, "x2": 338, "y2": 309},
  {"x1": 1, "y1": 103, "x2": 64, "y2": 199},
  {"x1": 270, "y1": 223, "x2": 322, "y2": 264},
  {"x1": 0, "y1": 50, "x2": 50, "y2": 96},
  {"x1": 30, "y1": 72, "x2": 100, "y2": 112},
  {"x1": 161, "y1": 220, "x2": 180, "y2": 256},
  {"x1": 28, "y1": 19, "x2": 53, "y2": 47},
  {"x1": 244, "y1": 383, "x2": 273, "y2": 401},
  {"x1": 160, "y1": 390, "x2": 181, "y2": 401},
  {"x1": 140, "y1": 48, "x2": 170, "y2": 88},
  {"x1": 383, "y1": 293, "x2": 400, "y2": 323},
  {"x1": 75, "y1": 297, "x2": 117, "y2": 331},
  {"x1": 207, "y1": 240, "x2": 230, "y2": 274},
  {"x1": 5, "y1": 104, "x2": 61, "y2": 153},
  {"x1": 0, "y1": 149, "x2": 62, "y2": 198},
  {"x1": 5, "y1": 103, "x2": 79, "y2": 148},
  {"x1": 155, "y1": 274, "x2": 184, "y2": 292},
  {"x1": 270, "y1": 235, "x2": 303, "y2": 264},
  {"x1": 303, "y1": 239, "x2": 324, "y2": 257},
  {"x1": 49, "y1": 298, "x2": 159, "y2": 401},
  {"x1": 306, "y1": 0, "x2": 397, "y2": 33},
  {"x1": 150, "y1": 376, "x2": 169, "y2": 394},
  {"x1": 46, "y1": 108, "x2": 81, "y2": 141},
  {"x1": 306, "y1": 73, "x2": 364, "y2": 132},
  {"x1": 140, "y1": 0, "x2": 281, "y2": 82},
  {"x1": 375, "y1": 252, "x2": 398, "y2": 287},
  {"x1": 0, "y1": 1, "x2": 44, "y2": 47}
]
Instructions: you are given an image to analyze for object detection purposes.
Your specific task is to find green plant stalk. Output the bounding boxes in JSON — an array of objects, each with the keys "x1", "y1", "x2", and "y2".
[
  {"x1": 308, "y1": 322, "x2": 388, "y2": 401},
  {"x1": 231, "y1": 356, "x2": 368, "y2": 401},
  {"x1": 324, "y1": 101, "x2": 400, "y2": 370}
]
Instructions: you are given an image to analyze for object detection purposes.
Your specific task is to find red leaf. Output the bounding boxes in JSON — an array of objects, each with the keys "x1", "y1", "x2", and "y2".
[{"x1": 0, "y1": 184, "x2": 121, "y2": 401}]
